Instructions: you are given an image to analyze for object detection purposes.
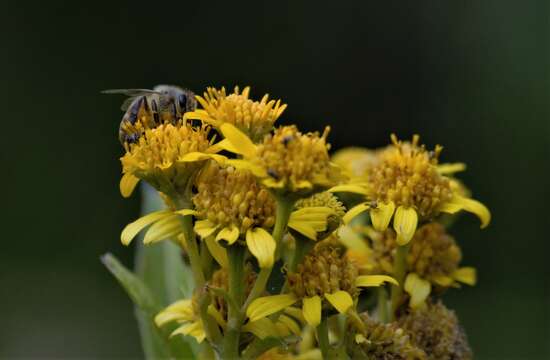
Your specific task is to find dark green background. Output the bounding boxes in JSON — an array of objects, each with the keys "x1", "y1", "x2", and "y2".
[{"x1": 1, "y1": 1, "x2": 547, "y2": 358}]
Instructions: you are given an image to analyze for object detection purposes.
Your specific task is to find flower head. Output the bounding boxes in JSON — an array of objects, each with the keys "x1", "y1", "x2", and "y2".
[
  {"x1": 185, "y1": 86, "x2": 287, "y2": 142},
  {"x1": 246, "y1": 242, "x2": 397, "y2": 327},
  {"x1": 221, "y1": 124, "x2": 339, "y2": 198},
  {"x1": 333, "y1": 134, "x2": 491, "y2": 245},
  {"x1": 398, "y1": 301, "x2": 472, "y2": 360},
  {"x1": 192, "y1": 162, "x2": 277, "y2": 268},
  {"x1": 348, "y1": 313, "x2": 425, "y2": 359},
  {"x1": 119, "y1": 122, "x2": 223, "y2": 198},
  {"x1": 361, "y1": 223, "x2": 476, "y2": 308}
]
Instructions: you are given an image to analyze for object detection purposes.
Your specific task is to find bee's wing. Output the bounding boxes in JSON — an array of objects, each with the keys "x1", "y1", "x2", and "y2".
[
  {"x1": 101, "y1": 88, "x2": 160, "y2": 96},
  {"x1": 101, "y1": 89, "x2": 161, "y2": 110}
]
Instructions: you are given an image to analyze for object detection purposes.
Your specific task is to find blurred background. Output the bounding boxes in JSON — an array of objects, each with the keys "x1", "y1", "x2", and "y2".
[{"x1": 1, "y1": 1, "x2": 547, "y2": 359}]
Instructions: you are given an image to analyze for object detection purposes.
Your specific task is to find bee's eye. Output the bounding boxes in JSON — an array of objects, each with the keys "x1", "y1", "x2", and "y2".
[{"x1": 178, "y1": 94, "x2": 187, "y2": 110}]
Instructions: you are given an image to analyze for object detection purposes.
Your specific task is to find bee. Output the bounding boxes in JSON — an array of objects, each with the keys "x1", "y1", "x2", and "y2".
[{"x1": 102, "y1": 85, "x2": 197, "y2": 145}]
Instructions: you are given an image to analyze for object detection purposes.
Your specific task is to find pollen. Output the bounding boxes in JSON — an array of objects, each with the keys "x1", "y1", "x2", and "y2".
[
  {"x1": 120, "y1": 122, "x2": 211, "y2": 193},
  {"x1": 287, "y1": 243, "x2": 358, "y2": 300},
  {"x1": 398, "y1": 301, "x2": 472, "y2": 360},
  {"x1": 193, "y1": 162, "x2": 276, "y2": 234},
  {"x1": 368, "y1": 134, "x2": 452, "y2": 218},
  {"x1": 252, "y1": 125, "x2": 336, "y2": 194},
  {"x1": 195, "y1": 86, "x2": 286, "y2": 142}
]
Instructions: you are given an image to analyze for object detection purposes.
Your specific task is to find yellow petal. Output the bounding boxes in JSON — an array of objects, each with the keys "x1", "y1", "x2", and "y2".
[
  {"x1": 284, "y1": 307, "x2": 306, "y2": 324},
  {"x1": 431, "y1": 275, "x2": 455, "y2": 287},
  {"x1": 204, "y1": 236, "x2": 228, "y2": 268},
  {"x1": 247, "y1": 294, "x2": 298, "y2": 322},
  {"x1": 277, "y1": 315, "x2": 301, "y2": 336},
  {"x1": 404, "y1": 273, "x2": 431, "y2": 309},
  {"x1": 355, "y1": 275, "x2": 398, "y2": 288},
  {"x1": 143, "y1": 214, "x2": 182, "y2": 244},
  {"x1": 456, "y1": 196, "x2": 491, "y2": 228},
  {"x1": 324, "y1": 291, "x2": 353, "y2": 314},
  {"x1": 242, "y1": 318, "x2": 279, "y2": 339},
  {"x1": 155, "y1": 299, "x2": 193, "y2": 326},
  {"x1": 121, "y1": 210, "x2": 171, "y2": 245},
  {"x1": 174, "y1": 209, "x2": 197, "y2": 217},
  {"x1": 246, "y1": 227, "x2": 276, "y2": 268},
  {"x1": 439, "y1": 195, "x2": 491, "y2": 228},
  {"x1": 393, "y1": 206, "x2": 418, "y2": 245},
  {"x1": 207, "y1": 304, "x2": 226, "y2": 327},
  {"x1": 437, "y1": 162, "x2": 466, "y2": 175},
  {"x1": 215, "y1": 224, "x2": 240, "y2": 245},
  {"x1": 288, "y1": 207, "x2": 334, "y2": 240},
  {"x1": 220, "y1": 123, "x2": 257, "y2": 157},
  {"x1": 194, "y1": 220, "x2": 218, "y2": 238},
  {"x1": 343, "y1": 202, "x2": 370, "y2": 224},
  {"x1": 370, "y1": 201, "x2": 395, "y2": 231},
  {"x1": 337, "y1": 226, "x2": 371, "y2": 254},
  {"x1": 226, "y1": 159, "x2": 267, "y2": 178},
  {"x1": 119, "y1": 173, "x2": 140, "y2": 198},
  {"x1": 452, "y1": 267, "x2": 477, "y2": 286},
  {"x1": 302, "y1": 296, "x2": 322, "y2": 327},
  {"x1": 206, "y1": 138, "x2": 241, "y2": 154},
  {"x1": 178, "y1": 152, "x2": 226, "y2": 164},
  {"x1": 328, "y1": 184, "x2": 369, "y2": 195},
  {"x1": 171, "y1": 321, "x2": 206, "y2": 343}
]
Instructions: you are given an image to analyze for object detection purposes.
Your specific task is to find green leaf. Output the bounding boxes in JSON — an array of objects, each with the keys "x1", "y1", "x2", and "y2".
[
  {"x1": 102, "y1": 252, "x2": 195, "y2": 359},
  {"x1": 134, "y1": 184, "x2": 197, "y2": 358}
]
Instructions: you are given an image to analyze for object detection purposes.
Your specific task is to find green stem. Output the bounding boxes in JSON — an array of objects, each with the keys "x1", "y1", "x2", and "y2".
[
  {"x1": 377, "y1": 287, "x2": 389, "y2": 323},
  {"x1": 390, "y1": 244, "x2": 409, "y2": 321},
  {"x1": 318, "y1": 317, "x2": 330, "y2": 358},
  {"x1": 243, "y1": 197, "x2": 294, "y2": 310},
  {"x1": 200, "y1": 240, "x2": 214, "y2": 280},
  {"x1": 289, "y1": 235, "x2": 313, "y2": 272},
  {"x1": 223, "y1": 245, "x2": 246, "y2": 359},
  {"x1": 180, "y1": 214, "x2": 205, "y2": 287}
]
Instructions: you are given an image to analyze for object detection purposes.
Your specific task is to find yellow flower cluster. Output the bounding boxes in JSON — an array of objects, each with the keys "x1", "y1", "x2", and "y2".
[
  {"x1": 186, "y1": 86, "x2": 287, "y2": 142},
  {"x1": 108, "y1": 84, "x2": 489, "y2": 359}
]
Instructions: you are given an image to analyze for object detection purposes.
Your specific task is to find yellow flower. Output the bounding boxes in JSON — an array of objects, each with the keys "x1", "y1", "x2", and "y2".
[
  {"x1": 332, "y1": 134, "x2": 491, "y2": 245},
  {"x1": 155, "y1": 297, "x2": 224, "y2": 344},
  {"x1": 192, "y1": 162, "x2": 334, "y2": 268},
  {"x1": 119, "y1": 122, "x2": 224, "y2": 198},
  {"x1": 220, "y1": 123, "x2": 340, "y2": 198},
  {"x1": 343, "y1": 223, "x2": 476, "y2": 309},
  {"x1": 246, "y1": 243, "x2": 397, "y2": 327},
  {"x1": 185, "y1": 86, "x2": 287, "y2": 142}
]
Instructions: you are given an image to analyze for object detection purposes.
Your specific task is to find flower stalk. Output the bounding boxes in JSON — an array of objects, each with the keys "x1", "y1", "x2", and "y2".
[{"x1": 390, "y1": 243, "x2": 409, "y2": 320}]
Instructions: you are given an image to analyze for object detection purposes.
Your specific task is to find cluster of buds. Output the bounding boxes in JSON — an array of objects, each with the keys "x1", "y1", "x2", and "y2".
[{"x1": 106, "y1": 84, "x2": 490, "y2": 359}]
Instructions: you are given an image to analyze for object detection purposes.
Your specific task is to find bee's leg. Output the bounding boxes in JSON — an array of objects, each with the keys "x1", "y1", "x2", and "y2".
[
  {"x1": 127, "y1": 96, "x2": 145, "y2": 125},
  {"x1": 150, "y1": 99, "x2": 160, "y2": 125},
  {"x1": 170, "y1": 102, "x2": 178, "y2": 124}
]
